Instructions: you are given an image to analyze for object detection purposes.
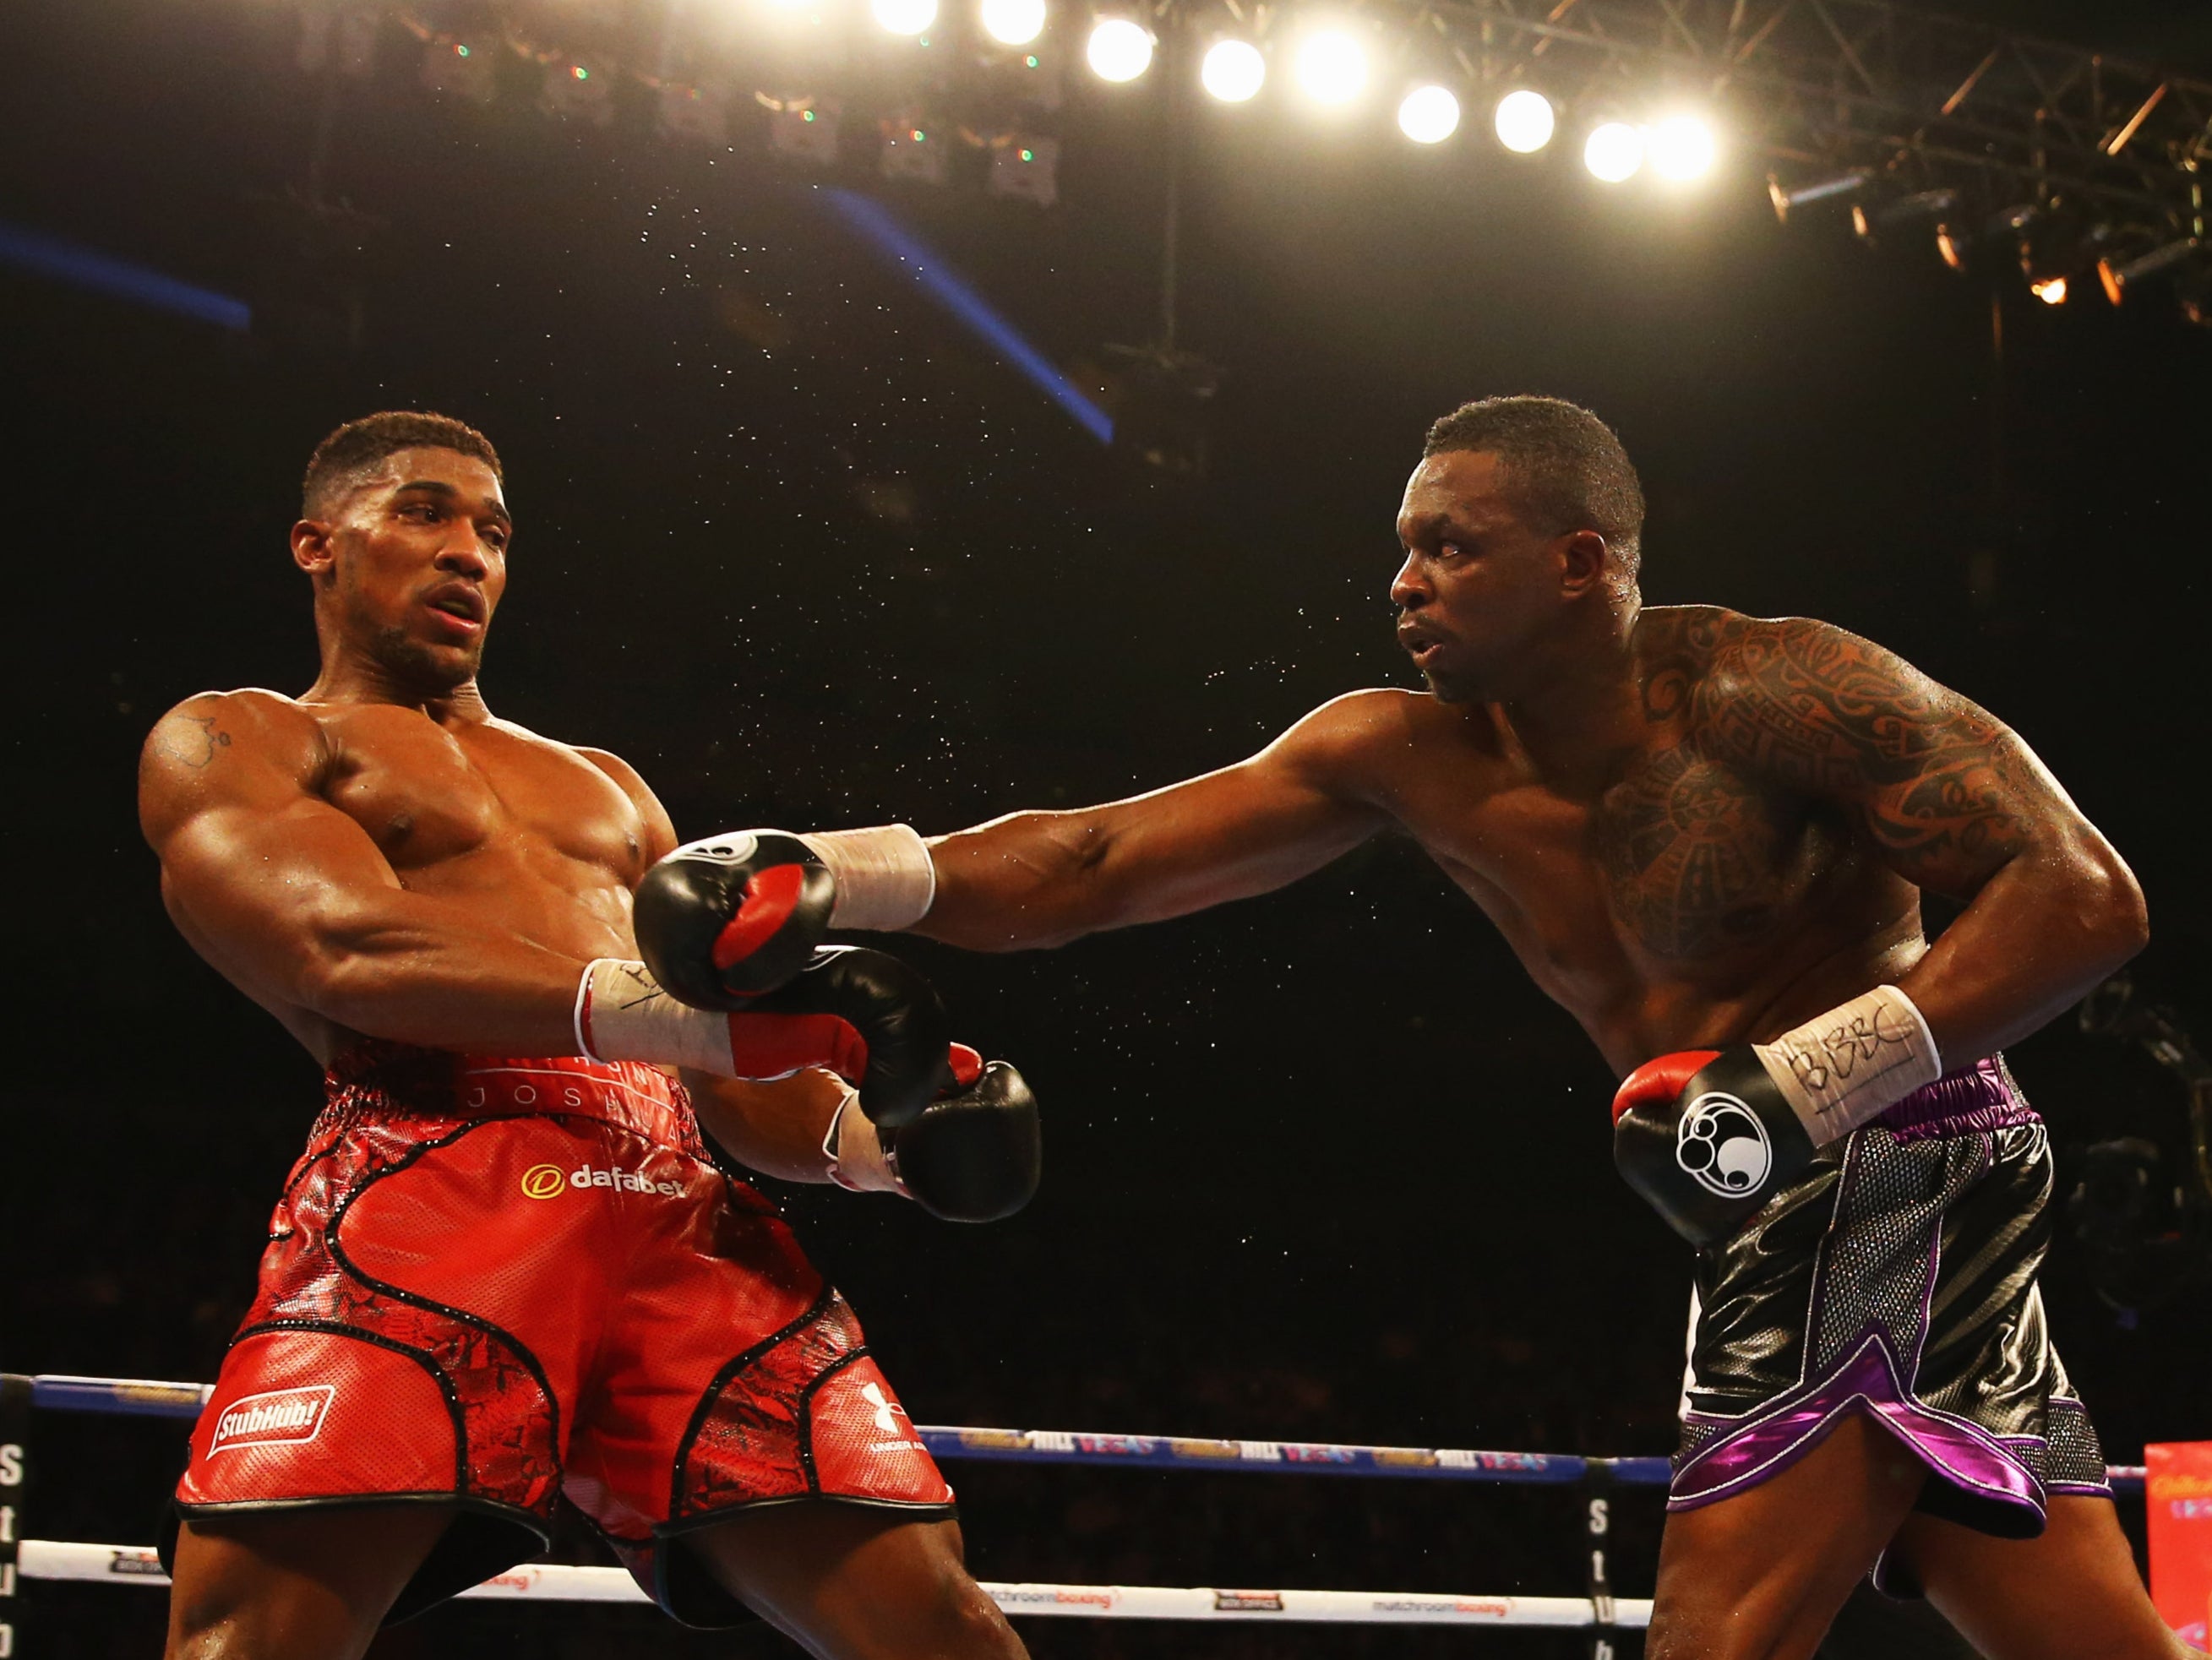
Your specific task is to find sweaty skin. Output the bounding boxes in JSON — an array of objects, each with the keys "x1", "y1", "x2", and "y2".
[
  {"x1": 892, "y1": 444, "x2": 2167, "y2": 1660},
  {"x1": 138, "y1": 444, "x2": 1014, "y2": 1660},
  {"x1": 135, "y1": 446, "x2": 847, "y2": 1164},
  {"x1": 914, "y1": 450, "x2": 2147, "y2": 1076}
]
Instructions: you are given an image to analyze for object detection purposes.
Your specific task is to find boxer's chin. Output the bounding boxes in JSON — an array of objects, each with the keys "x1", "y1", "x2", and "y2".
[
  {"x1": 1420, "y1": 663, "x2": 1478, "y2": 705},
  {"x1": 372, "y1": 625, "x2": 483, "y2": 694}
]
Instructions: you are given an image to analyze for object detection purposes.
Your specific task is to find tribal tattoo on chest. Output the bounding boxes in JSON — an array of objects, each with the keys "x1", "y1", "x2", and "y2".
[{"x1": 1593, "y1": 611, "x2": 2031, "y2": 961}]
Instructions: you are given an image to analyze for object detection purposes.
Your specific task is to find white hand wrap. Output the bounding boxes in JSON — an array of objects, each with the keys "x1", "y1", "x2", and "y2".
[
  {"x1": 574, "y1": 958, "x2": 735, "y2": 1075},
  {"x1": 1752, "y1": 984, "x2": 1942, "y2": 1146},
  {"x1": 821, "y1": 1086, "x2": 907, "y2": 1195},
  {"x1": 799, "y1": 824, "x2": 936, "y2": 932}
]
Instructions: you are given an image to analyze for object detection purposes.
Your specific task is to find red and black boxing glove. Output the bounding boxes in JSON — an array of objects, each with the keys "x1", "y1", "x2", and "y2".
[
  {"x1": 827, "y1": 1043, "x2": 1043, "y2": 1223},
  {"x1": 634, "y1": 824, "x2": 938, "y2": 1007},
  {"x1": 632, "y1": 831, "x2": 836, "y2": 1004},
  {"x1": 1611, "y1": 986, "x2": 1943, "y2": 1247},
  {"x1": 580, "y1": 944, "x2": 955, "y2": 1129}
]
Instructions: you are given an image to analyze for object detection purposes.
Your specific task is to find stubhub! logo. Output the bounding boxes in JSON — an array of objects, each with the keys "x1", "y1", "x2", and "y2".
[{"x1": 207, "y1": 1385, "x2": 335, "y2": 1458}]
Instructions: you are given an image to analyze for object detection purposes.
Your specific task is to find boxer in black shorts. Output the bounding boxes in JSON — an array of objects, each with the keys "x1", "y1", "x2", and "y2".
[{"x1": 648, "y1": 397, "x2": 2185, "y2": 1657}]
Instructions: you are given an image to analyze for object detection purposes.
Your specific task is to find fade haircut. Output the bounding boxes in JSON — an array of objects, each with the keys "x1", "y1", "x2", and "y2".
[
  {"x1": 302, "y1": 411, "x2": 502, "y2": 518},
  {"x1": 1423, "y1": 395, "x2": 1645, "y2": 572}
]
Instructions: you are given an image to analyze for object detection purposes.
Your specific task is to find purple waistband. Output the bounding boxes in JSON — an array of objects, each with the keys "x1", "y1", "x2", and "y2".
[{"x1": 1877, "y1": 1056, "x2": 2038, "y2": 1143}]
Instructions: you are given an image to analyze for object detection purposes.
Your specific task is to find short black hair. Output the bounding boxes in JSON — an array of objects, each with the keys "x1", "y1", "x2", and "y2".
[
  {"x1": 302, "y1": 411, "x2": 502, "y2": 518},
  {"x1": 1423, "y1": 395, "x2": 1644, "y2": 568}
]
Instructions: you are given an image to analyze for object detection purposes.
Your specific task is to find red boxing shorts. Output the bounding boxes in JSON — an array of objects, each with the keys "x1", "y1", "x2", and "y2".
[{"x1": 163, "y1": 1043, "x2": 954, "y2": 1625}]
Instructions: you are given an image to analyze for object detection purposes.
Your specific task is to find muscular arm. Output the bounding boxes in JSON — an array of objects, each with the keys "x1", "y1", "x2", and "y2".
[
  {"x1": 683, "y1": 1068, "x2": 852, "y2": 1182},
  {"x1": 1713, "y1": 618, "x2": 2148, "y2": 1061},
  {"x1": 918, "y1": 692, "x2": 1401, "y2": 950},
  {"x1": 139, "y1": 694, "x2": 662, "y2": 1056}
]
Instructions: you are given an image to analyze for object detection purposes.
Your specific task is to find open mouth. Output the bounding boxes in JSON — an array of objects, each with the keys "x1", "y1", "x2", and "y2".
[
  {"x1": 1397, "y1": 623, "x2": 1447, "y2": 664},
  {"x1": 422, "y1": 586, "x2": 487, "y2": 632}
]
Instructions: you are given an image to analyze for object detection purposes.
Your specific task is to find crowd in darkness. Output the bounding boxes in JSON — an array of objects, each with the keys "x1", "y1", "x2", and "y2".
[{"x1": 8, "y1": 2, "x2": 2212, "y2": 1655}]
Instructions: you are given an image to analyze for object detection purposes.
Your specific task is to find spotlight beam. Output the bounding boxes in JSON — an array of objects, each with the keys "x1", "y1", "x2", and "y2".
[
  {"x1": 820, "y1": 189, "x2": 1114, "y2": 444},
  {"x1": 0, "y1": 220, "x2": 252, "y2": 331}
]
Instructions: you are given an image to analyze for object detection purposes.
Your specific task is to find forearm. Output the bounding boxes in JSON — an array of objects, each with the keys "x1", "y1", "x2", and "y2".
[
  {"x1": 1899, "y1": 844, "x2": 2149, "y2": 1064},
  {"x1": 166, "y1": 879, "x2": 591, "y2": 1056},
  {"x1": 684, "y1": 1068, "x2": 853, "y2": 1182},
  {"x1": 918, "y1": 810, "x2": 1125, "y2": 951}
]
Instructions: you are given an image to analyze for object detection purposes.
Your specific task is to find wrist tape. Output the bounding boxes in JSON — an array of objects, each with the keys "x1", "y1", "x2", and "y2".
[
  {"x1": 822, "y1": 1086, "x2": 906, "y2": 1195},
  {"x1": 1752, "y1": 984, "x2": 1942, "y2": 1147},
  {"x1": 799, "y1": 824, "x2": 936, "y2": 932},
  {"x1": 575, "y1": 959, "x2": 734, "y2": 1075}
]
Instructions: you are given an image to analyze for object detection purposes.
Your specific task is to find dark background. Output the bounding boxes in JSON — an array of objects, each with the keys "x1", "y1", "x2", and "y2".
[{"x1": 4, "y1": 0, "x2": 2210, "y2": 1654}]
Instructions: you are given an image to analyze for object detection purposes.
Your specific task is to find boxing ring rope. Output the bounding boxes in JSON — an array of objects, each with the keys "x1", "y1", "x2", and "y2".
[{"x1": 0, "y1": 1371, "x2": 2149, "y2": 1640}]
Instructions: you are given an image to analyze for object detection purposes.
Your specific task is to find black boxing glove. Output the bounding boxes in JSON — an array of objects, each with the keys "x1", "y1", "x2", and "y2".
[
  {"x1": 826, "y1": 1045, "x2": 1042, "y2": 1223},
  {"x1": 635, "y1": 825, "x2": 937, "y2": 1007},
  {"x1": 633, "y1": 831, "x2": 835, "y2": 1004},
  {"x1": 580, "y1": 944, "x2": 952, "y2": 1129},
  {"x1": 1612, "y1": 986, "x2": 1942, "y2": 1247}
]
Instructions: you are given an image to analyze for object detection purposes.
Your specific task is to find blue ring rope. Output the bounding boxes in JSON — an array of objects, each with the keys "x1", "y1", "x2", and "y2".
[{"x1": 16, "y1": 1374, "x2": 2144, "y2": 1494}]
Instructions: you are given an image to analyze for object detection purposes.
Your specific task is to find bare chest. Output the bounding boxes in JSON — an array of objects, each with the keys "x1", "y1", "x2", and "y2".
[
  {"x1": 1401, "y1": 741, "x2": 1846, "y2": 972},
  {"x1": 317, "y1": 710, "x2": 649, "y2": 888}
]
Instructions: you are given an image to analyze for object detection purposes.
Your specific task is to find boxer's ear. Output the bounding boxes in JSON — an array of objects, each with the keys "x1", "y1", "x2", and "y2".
[
  {"x1": 291, "y1": 517, "x2": 335, "y2": 581},
  {"x1": 1557, "y1": 528, "x2": 1610, "y2": 598}
]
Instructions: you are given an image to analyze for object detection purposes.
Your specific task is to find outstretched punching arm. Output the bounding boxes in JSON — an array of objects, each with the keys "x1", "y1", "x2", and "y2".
[
  {"x1": 918, "y1": 692, "x2": 1400, "y2": 950},
  {"x1": 630, "y1": 693, "x2": 1403, "y2": 1004},
  {"x1": 1712, "y1": 617, "x2": 2147, "y2": 1064}
]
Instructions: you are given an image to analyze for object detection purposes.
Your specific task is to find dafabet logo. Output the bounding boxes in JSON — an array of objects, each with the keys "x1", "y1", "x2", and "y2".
[
  {"x1": 520, "y1": 1164, "x2": 568, "y2": 1200},
  {"x1": 519, "y1": 1162, "x2": 684, "y2": 1200}
]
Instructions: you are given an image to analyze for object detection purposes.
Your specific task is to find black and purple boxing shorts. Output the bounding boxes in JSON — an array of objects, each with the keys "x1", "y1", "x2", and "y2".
[{"x1": 1671, "y1": 1056, "x2": 2110, "y2": 1592}]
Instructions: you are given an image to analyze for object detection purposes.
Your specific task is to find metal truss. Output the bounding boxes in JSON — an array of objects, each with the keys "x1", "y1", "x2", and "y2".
[{"x1": 1371, "y1": 0, "x2": 2210, "y2": 237}]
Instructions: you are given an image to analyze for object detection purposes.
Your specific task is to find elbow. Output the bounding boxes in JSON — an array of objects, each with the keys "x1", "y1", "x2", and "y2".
[
  {"x1": 2079, "y1": 844, "x2": 2149, "y2": 968},
  {"x1": 286, "y1": 902, "x2": 410, "y2": 1026},
  {"x1": 291, "y1": 944, "x2": 375, "y2": 1027}
]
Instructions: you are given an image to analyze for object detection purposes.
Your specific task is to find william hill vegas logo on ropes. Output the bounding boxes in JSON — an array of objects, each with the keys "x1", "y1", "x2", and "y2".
[
  {"x1": 207, "y1": 1385, "x2": 335, "y2": 1457},
  {"x1": 520, "y1": 1162, "x2": 684, "y2": 1200}
]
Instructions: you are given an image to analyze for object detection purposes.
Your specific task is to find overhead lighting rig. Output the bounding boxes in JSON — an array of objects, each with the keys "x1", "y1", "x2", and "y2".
[{"x1": 302, "y1": 0, "x2": 2211, "y2": 323}]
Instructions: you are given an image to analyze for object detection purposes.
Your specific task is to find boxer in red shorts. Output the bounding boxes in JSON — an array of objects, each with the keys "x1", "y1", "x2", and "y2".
[{"x1": 137, "y1": 411, "x2": 1037, "y2": 1660}]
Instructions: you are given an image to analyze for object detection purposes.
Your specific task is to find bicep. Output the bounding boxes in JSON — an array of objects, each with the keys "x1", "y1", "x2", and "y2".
[
  {"x1": 1084, "y1": 744, "x2": 1385, "y2": 916},
  {"x1": 143, "y1": 703, "x2": 410, "y2": 991},
  {"x1": 939, "y1": 695, "x2": 1392, "y2": 927}
]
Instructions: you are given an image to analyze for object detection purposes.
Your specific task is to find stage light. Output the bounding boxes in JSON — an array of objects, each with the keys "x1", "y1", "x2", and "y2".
[
  {"x1": 1850, "y1": 188, "x2": 1959, "y2": 248},
  {"x1": 1767, "y1": 170, "x2": 1870, "y2": 223},
  {"x1": 1086, "y1": 18, "x2": 1152, "y2": 81},
  {"x1": 1935, "y1": 222, "x2": 1970, "y2": 270},
  {"x1": 988, "y1": 136, "x2": 1059, "y2": 205},
  {"x1": 2097, "y1": 238, "x2": 2199, "y2": 306},
  {"x1": 2019, "y1": 218, "x2": 2116, "y2": 307},
  {"x1": 1647, "y1": 114, "x2": 1715, "y2": 181},
  {"x1": 1583, "y1": 122, "x2": 1643, "y2": 183},
  {"x1": 873, "y1": 0, "x2": 936, "y2": 35},
  {"x1": 1201, "y1": 40, "x2": 1264, "y2": 103},
  {"x1": 1294, "y1": 30, "x2": 1367, "y2": 106},
  {"x1": 2181, "y1": 269, "x2": 2212, "y2": 328},
  {"x1": 1492, "y1": 89, "x2": 1554, "y2": 154},
  {"x1": 980, "y1": 0, "x2": 1045, "y2": 46},
  {"x1": 1397, "y1": 85, "x2": 1459, "y2": 144}
]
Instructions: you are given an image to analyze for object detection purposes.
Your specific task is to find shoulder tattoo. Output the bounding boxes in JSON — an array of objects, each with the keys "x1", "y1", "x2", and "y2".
[
  {"x1": 1704, "y1": 619, "x2": 2029, "y2": 879},
  {"x1": 152, "y1": 713, "x2": 233, "y2": 770}
]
